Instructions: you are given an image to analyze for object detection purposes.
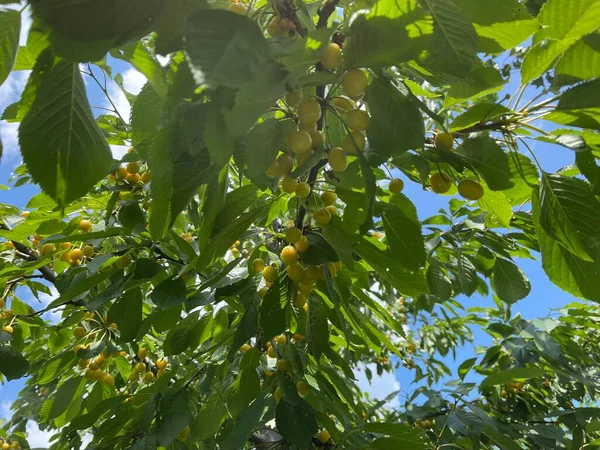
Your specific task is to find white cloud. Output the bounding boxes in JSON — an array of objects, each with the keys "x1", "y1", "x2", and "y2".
[
  {"x1": 122, "y1": 68, "x2": 147, "y2": 96},
  {"x1": 26, "y1": 421, "x2": 53, "y2": 448},
  {"x1": 110, "y1": 145, "x2": 129, "y2": 160},
  {"x1": 0, "y1": 399, "x2": 12, "y2": 421},
  {"x1": 355, "y1": 363, "x2": 401, "y2": 409},
  {"x1": 0, "y1": 70, "x2": 30, "y2": 165}
]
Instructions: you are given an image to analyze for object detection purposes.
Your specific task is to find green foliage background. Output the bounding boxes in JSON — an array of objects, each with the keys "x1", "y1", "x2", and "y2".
[{"x1": 1, "y1": 0, "x2": 600, "y2": 449}]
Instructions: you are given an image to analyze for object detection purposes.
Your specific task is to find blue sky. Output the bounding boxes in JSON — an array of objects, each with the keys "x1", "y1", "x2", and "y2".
[{"x1": 0, "y1": 13, "x2": 582, "y2": 443}]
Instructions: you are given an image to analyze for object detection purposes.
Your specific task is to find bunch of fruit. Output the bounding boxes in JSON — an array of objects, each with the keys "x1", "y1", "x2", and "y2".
[
  {"x1": 500, "y1": 380, "x2": 526, "y2": 397},
  {"x1": 0, "y1": 438, "x2": 21, "y2": 449}
]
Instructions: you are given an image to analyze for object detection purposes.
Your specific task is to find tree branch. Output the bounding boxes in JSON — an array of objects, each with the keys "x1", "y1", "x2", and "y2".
[
  {"x1": 1, "y1": 222, "x2": 57, "y2": 284},
  {"x1": 317, "y1": 0, "x2": 340, "y2": 28}
]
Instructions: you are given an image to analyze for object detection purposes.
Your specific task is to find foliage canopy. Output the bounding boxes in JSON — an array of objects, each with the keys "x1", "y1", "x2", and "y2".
[{"x1": 1, "y1": 0, "x2": 600, "y2": 449}]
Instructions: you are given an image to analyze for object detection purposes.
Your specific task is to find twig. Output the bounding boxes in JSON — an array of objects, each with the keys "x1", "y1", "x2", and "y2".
[
  {"x1": 1, "y1": 222, "x2": 57, "y2": 284},
  {"x1": 317, "y1": 0, "x2": 341, "y2": 28},
  {"x1": 83, "y1": 64, "x2": 127, "y2": 124}
]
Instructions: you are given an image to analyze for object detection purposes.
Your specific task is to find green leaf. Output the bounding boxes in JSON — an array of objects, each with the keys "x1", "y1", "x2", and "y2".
[
  {"x1": 243, "y1": 119, "x2": 295, "y2": 188},
  {"x1": 458, "y1": 357, "x2": 478, "y2": 380},
  {"x1": 195, "y1": 394, "x2": 225, "y2": 440},
  {"x1": 275, "y1": 399, "x2": 318, "y2": 448},
  {"x1": 306, "y1": 295, "x2": 330, "y2": 358},
  {"x1": 354, "y1": 238, "x2": 426, "y2": 296},
  {"x1": 228, "y1": 367, "x2": 261, "y2": 415},
  {"x1": 213, "y1": 185, "x2": 260, "y2": 231},
  {"x1": 357, "y1": 151, "x2": 377, "y2": 234},
  {"x1": 555, "y1": 33, "x2": 600, "y2": 85},
  {"x1": 49, "y1": 377, "x2": 86, "y2": 420},
  {"x1": 155, "y1": 0, "x2": 207, "y2": 54},
  {"x1": 381, "y1": 196, "x2": 426, "y2": 270},
  {"x1": 184, "y1": 10, "x2": 270, "y2": 89},
  {"x1": 545, "y1": 78, "x2": 600, "y2": 130},
  {"x1": 30, "y1": 0, "x2": 167, "y2": 62},
  {"x1": 300, "y1": 232, "x2": 339, "y2": 266},
  {"x1": 478, "y1": 188, "x2": 513, "y2": 228},
  {"x1": 110, "y1": 41, "x2": 167, "y2": 95},
  {"x1": 492, "y1": 258, "x2": 531, "y2": 303},
  {"x1": 321, "y1": 216, "x2": 355, "y2": 268},
  {"x1": 0, "y1": 9, "x2": 20, "y2": 87},
  {"x1": 539, "y1": 174, "x2": 600, "y2": 261},
  {"x1": 0, "y1": 346, "x2": 29, "y2": 380},
  {"x1": 131, "y1": 436, "x2": 158, "y2": 450},
  {"x1": 576, "y1": 151, "x2": 600, "y2": 196},
  {"x1": 533, "y1": 190, "x2": 600, "y2": 301},
  {"x1": 163, "y1": 312, "x2": 210, "y2": 355},
  {"x1": 536, "y1": 0, "x2": 600, "y2": 42},
  {"x1": 366, "y1": 76, "x2": 425, "y2": 158},
  {"x1": 221, "y1": 395, "x2": 268, "y2": 450},
  {"x1": 131, "y1": 82, "x2": 166, "y2": 154},
  {"x1": 371, "y1": 435, "x2": 429, "y2": 449},
  {"x1": 114, "y1": 355, "x2": 132, "y2": 381},
  {"x1": 520, "y1": 38, "x2": 575, "y2": 85},
  {"x1": 259, "y1": 277, "x2": 286, "y2": 340},
  {"x1": 108, "y1": 288, "x2": 143, "y2": 343},
  {"x1": 19, "y1": 55, "x2": 112, "y2": 207},
  {"x1": 480, "y1": 367, "x2": 546, "y2": 387},
  {"x1": 148, "y1": 102, "x2": 221, "y2": 238},
  {"x1": 420, "y1": 0, "x2": 478, "y2": 76},
  {"x1": 156, "y1": 414, "x2": 190, "y2": 447},
  {"x1": 457, "y1": 253, "x2": 477, "y2": 296},
  {"x1": 456, "y1": 136, "x2": 514, "y2": 190},
  {"x1": 150, "y1": 277, "x2": 187, "y2": 309},
  {"x1": 344, "y1": 7, "x2": 430, "y2": 69},
  {"x1": 196, "y1": 202, "x2": 269, "y2": 271},
  {"x1": 449, "y1": 103, "x2": 512, "y2": 131},
  {"x1": 426, "y1": 260, "x2": 453, "y2": 301}
]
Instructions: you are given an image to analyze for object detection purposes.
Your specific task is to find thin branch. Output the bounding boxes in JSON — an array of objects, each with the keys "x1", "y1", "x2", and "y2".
[
  {"x1": 83, "y1": 64, "x2": 127, "y2": 124},
  {"x1": 1, "y1": 222, "x2": 57, "y2": 284}
]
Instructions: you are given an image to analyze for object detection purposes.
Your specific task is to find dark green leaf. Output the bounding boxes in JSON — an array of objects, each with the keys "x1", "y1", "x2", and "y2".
[
  {"x1": 307, "y1": 295, "x2": 330, "y2": 358},
  {"x1": 0, "y1": 9, "x2": 20, "y2": 87},
  {"x1": 457, "y1": 253, "x2": 477, "y2": 296},
  {"x1": 49, "y1": 377, "x2": 86, "y2": 420},
  {"x1": 480, "y1": 367, "x2": 546, "y2": 387},
  {"x1": 539, "y1": 174, "x2": 600, "y2": 261},
  {"x1": 458, "y1": 357, "x2": 478, "y2": 380},
  {"x1": 426, "y1": 260, "x2": 453, "y2": 301},
  {"x1": 300, "y1": 232, "x2": 339, "y2": 266},
  {"x1": 259, "y1": 278, "x2": 285, "y2": 340},
  {"x1": 456, "y1": 135, "x2": 514, "y2": 190},
  {"x1": 366, "y1": 76, "x2": 425, "y2": 158},
  {"x1": 321, "y1": 216, "x2": 355, "y2": 268},
  {"x1": 108, "y1": 288, "x2": 143, "y2": 343},
  {"x1": 492, "y1": 258, "x2": 531, "y2": 303},
  {"x1": 276, "y1": 399, "x2": 318, "y2": 448},
  {"x1": 184, "y1": 10, "x2": 270, "y2": 89},
  {"x1": 19, "y1": 55, "x2": 112, "y2": 207},
  {"x1": 0, "y1": 346, "x2": 29, "y2": 380},
  {"x1": 150, "y1": 277, "x2": 187, "y2": 309}
]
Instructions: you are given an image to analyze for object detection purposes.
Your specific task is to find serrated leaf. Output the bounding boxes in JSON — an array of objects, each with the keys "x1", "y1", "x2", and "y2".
[
  {"x1": 184, "y1": 10, "x2": 270, "y2": 89},
  {"x1": 539, "y1": 174, "x2": 600, "y2": 261},
  {"x1": 164, "y1": 312, "x2": 210, "y2": 355},
  {"x1": 228, "y1": 367, "x2": 261, "y2": 415},
  {"x1": 366, "y1": 76, "x2": 425, "y2": 158},
  {"x1": 458, "y1": 357, "x2": 478, "y2": 380},
  {"x1": 300, "y1": 232, "x2": 339, "y2": 266},
  {"x1": 259, "y1": 278, "x2": 286, "y2": 340},
  {"x1": 243, "y1": 119, "x2": 295, "y2": 188},
  {"x1": 536, "y1": 0, "x2": 600, "y2": 42},
  {"x1": 148, "y1": 102, "x2": 221, "y2": 238},
  {"x1": 545, "y1": 78, "x2": 600, "y2": 130},
  {"x1": 195, "y1": 394, "x2": 226, "y2": 440},
  {"x1": 275, "y1": 399, "x2": 318, "y2": 448},
  {"x1": 450, "y1": 103, "x2": 512, "y2": 131},
  {"x1": 49, "y1": 377, "x2": 86, "y2": 420},
  {"x1": 381, "y1": 195, "x2": 425, "y2": 270},
  {"x1": 426, "y1": 260, "x2": 452, "y2": 301},
  {"x1": 420, "y1": 0, "x2": 477, "y2": 76},
  {"x1": 19, "y1": 55, "x2": 112, "y2": 207},
  {"x1": 457, "y1": 253, "x2": 477, "y2": 296},
  {"x1": 478, "y1": 188, "x2": 513, "y2": 228},
  {"x1": 321, "y1": 216, "x2": 355, "y2": 268},
  {"x1": 521, "y1": 38, "x2": 575, "y2": 85},
  {"x1": 131, "y1": 82, "x2": 166, "y2": 154},
  {"x1": 481, "y1": 367, "x2": 546, "y2": 387},
  {"x1": 0, "y1": 9, "x2": 20, "y2": 87},
  {"x1": 0, "y1": 346, "x2": 29, "y2": 380},
  {"x1": 456, "y1": 136, "x2": 514, "y2": 190},
  {"x1": 354, "y1": 238, "x2": 426, "y2": 296},
  {"x1": 533, "y1": 190, "x2": 600, "y2": 301},
  {"x1": 30, "y1": 0, "x2": 166, "y2": 62},
  {"x1": 344, "y1": 9, "x2": 430, "y2": 69},
  {"x1": 555, "y1": 32, "x2": 600, "y2": 85},
  {"x1": 110, "y1": 41, "x2": 167, "y2": 95},
  {"x1": 150, "y1": 277, "x2": 187, "y2": 309},
  {"x1": 306, "y1": 296, "x2": 329, "y2": 358},
  {"x1": 492, "y1": 258, "x2": 531, "y2": 303},
  {"x1": 108, "y1": 288, "x2": 143, "y2": 343}
]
